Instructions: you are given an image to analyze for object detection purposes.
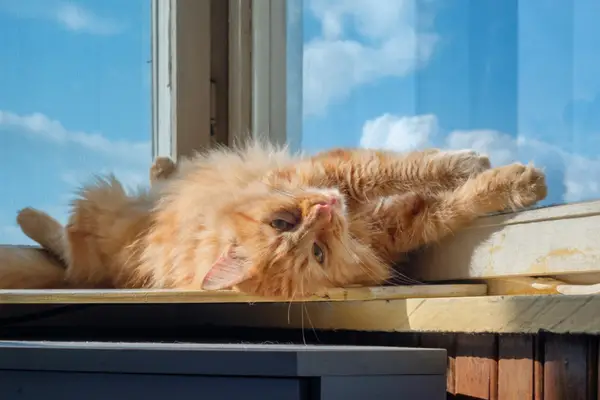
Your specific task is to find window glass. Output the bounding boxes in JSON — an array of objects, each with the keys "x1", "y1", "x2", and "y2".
[
  {"x1": 298, "y1": 0, "x2": 600, "y2": 207},
  {"x1": 0, "y1": 0, "x2": 151, "y2": 244}
]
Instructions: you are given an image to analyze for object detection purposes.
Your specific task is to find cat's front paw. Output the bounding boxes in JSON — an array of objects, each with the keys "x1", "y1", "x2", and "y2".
[
  {"x1": 503, "y1": 163, "x2": 547, "y2": 209},
  {"x1": 16, "y1": 207, "x2": 60, "y2": 245},
  {"x1": 17, "y1": 207, "x2": 46, "y2": 235},
  {"x1": 150, "y1": 157, "x2": 177, "y2": 183}
]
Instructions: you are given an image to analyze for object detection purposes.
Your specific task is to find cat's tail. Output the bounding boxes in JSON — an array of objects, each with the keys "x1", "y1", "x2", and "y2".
[{"x1": 0, "y1": 246, "x2": 67, "y2": 289}]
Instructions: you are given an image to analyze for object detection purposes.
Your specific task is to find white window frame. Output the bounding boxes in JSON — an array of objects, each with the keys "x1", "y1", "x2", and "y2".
[
  {"x1": 151, "y1": 0, "x2": 174, "y2": 159},
  {"x1": 251, "y1": 0, "x2": 302, "y2": 151},
  {"x1": 152, "y1": 0, "x2": 300, "y2": 159},
  {"x1": 151, "y1": 0, "x2": 213, "y2": 161},
  {"x1": 227, "y1": 0, "x2": 253, "y2": 146}
]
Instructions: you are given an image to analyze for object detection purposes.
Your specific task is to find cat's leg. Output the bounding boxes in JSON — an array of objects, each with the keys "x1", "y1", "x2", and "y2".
[
  {"x1": 266, "y1": 148, "x2": 491, "y2": 205},
  {"x1": 316, "y1": 147, "x2": 490, "y2": 183},
  {"x1": 150, "y1": 157, "x2": 177, "y2": 185},
  {"x1": 16, "y1": 208, "x2": 67, "y2": 261},
  {"x1": 359, "y1": 163, "x2": 547, "y2": 259},
  {"x1": 365, "y1": 148, "x2": 492, "y2": 194},
  {"x1": 0, "y1": 246, "x2": 68, "y2": 289}
]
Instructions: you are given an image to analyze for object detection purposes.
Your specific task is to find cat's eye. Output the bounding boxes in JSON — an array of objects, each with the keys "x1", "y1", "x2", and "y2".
[
  {"x1": 270, "y1": 219, "x2": 295, "y2": 232},
  {"x1": 269, "y1": 211, "x2": 299, "y2": 232},
  {"x1": 312, "y1": 243, "x2": 325, "y2": 264}
]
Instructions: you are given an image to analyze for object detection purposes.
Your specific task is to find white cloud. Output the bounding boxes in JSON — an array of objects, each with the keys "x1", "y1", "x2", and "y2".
[
  {"x1": 303, "y1": 0, "x2": 438, "y2": 116},
  {"x1": 0, "y1": 0, "x2": 123, "y2": 36},
  {"x1": 445, "y1": 129, "x2": 521, "y2": 167},
  {"x1": 360, "y1": 112, "x2": 600, "y2": 203},
  {"x1": 360, "y1": 113, "x2": 438, "y2": 152},
  {"x1": 0, "y1": 110, "x2": 149, "y2": 166},
  {"x1": 54, "y1": 2, "x2": 122, "y2": 35}
]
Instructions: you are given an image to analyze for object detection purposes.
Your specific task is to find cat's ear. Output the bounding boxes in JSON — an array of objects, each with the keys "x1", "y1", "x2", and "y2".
[{"x1": 201, "y1": 244, "x2": 252, "y2": 291}]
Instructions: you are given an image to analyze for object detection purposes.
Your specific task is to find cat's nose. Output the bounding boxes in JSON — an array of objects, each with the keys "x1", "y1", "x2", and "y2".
[
  {"x1": 316, "y1": 197, "x2": 339, "y2": 208},
  {"x1": 314, "y1": 203, "x2": 333, "y2": 222}
]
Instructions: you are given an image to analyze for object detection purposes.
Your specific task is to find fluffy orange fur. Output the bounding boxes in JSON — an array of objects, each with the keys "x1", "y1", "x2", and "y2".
[
  {"x1": 4, "y1": 141, "x2": 547, "y2": 298},
  {"x1": 0, "y1": 245, "x2": 66, "y2": 289}
]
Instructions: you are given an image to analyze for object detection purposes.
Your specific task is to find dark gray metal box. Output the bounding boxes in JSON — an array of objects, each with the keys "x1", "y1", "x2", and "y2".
[{"x1": 0, "y1": 341, "x2": 447, "y2": 399}]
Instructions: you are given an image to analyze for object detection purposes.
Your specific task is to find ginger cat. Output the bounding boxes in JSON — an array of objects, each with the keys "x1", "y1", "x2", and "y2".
[{"x1": 5, "y1": 141, "x2": 546, "y2": 298}]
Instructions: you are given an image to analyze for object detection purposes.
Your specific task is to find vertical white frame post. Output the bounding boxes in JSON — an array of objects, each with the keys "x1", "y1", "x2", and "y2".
[
  {"x1": 151, "y1": 0, "x2": 174, "y2": 159},
  {"x1": 228, "y1": 0, "x2": 253, "y2": 146},
  {"x1": 151, "y1": 0, "x2": 212, "y2": 161},
  {"x1": 252, "y1": 0, "x2": 296, "y2": 150}
]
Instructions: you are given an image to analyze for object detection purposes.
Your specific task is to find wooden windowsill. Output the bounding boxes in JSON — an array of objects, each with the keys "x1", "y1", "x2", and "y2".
[
  {"x1": 0, "y1": 284, "x2": 485, "y2": 304},
  {"x1": 0, "y1": 290, "x2": 598, "y2": 335},
  {"x1": 195, "y1": 293, "x2": 600, "y2": 334}
]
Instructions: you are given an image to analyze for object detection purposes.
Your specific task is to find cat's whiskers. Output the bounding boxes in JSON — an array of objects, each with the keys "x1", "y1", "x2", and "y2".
[
  {"x1": 287, "y1": 286, "x2": 297, "y2": 324},
  {"x1": 342, "y1": 232, "x2": 422, "y2": 286},
  {"x1": 303, "y1": 301, "x2": 320, "y2": 344},
  {"x1": 300, "y1": 277, "x2": 307, "y2": 345},
  {"x1": 389, "y1": 269, "x2": 423, "y2": 285},
  {"x1": 356, "y1": 214, "x2": 424, "y2": 286},
  {"x1": 320, "y1": 267, "x2": 334, "y2": 287},
  {"x1": 296, "y1": 276, "x2": 319, "y2": 345},
  {"x1": 339, "y1": 240, "x2": 384, "y2": 285}
]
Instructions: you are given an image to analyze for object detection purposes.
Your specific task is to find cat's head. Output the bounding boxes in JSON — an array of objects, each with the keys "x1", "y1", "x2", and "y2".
[{"x1": 201, "y1": 183, "x2": 389, "y2": 298}]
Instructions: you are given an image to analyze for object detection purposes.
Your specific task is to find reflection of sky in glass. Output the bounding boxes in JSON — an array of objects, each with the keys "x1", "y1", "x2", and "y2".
[{"x1": 300, "y1": 0, "x2": 600, "y2": 206}]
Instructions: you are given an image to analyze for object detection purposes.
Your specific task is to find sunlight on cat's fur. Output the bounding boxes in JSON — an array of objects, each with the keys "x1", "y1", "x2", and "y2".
[{"x1": 4, "y1": 140, "x2": 547, "y2": 299}]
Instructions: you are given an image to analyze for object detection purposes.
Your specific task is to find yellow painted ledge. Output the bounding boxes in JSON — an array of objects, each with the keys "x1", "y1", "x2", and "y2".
[
  {"x1": 181, "y1": 293, "x2": 600, "y2": 334},
  {"x1": 0, "y1": 283, "x2": 486, "y2": 304}
]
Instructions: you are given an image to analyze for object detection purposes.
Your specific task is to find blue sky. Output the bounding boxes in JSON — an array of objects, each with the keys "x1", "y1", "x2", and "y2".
[
  {"x1": 1, "y1": 0, "x2": 599, "y2": 244},
  {"x1": 0, "y1": 0, "x2": 151, "y2": 244}
]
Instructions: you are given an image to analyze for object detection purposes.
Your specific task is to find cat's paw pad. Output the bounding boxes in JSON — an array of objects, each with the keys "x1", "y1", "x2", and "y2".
[
  {"x1": 150, "y1": 157, "x2": 176, "y2": 182},
  {"x1": 504, "y1": 163, "x2": 547, "y2": 208}
]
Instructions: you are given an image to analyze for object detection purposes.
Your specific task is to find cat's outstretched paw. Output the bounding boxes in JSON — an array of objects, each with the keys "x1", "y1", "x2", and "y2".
[
  {"x1": 150, "y1": 157, "x2": 177, "y2": 184},
  {"x1": 17, "y1": 207, "x2": 50, "y2": 239},
  {"x1": 503, "y1": 163, "x2": 547, "y2": 208},
  {"x1": 16, "y1": 207, "x2": 65, "y2": 257},
  {"x1": 460, "y1": 163, "x2": 547, "y2": 214}
]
